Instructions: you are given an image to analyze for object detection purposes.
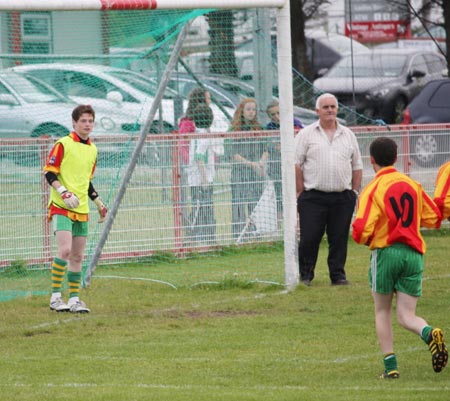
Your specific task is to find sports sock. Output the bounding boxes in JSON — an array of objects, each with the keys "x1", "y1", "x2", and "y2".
[
  {"x1": 51, "y1": 257, "x2": 67, "y2": 294},
  {"x1": 67, "y1": 271, "x2": 82, "y2": 300},
  {"x1": 383, "y1": 353, "x2": 398, "y2": 373},
  {"x1": 421, "y1": 326, "x2": 433, "y2": 344}
]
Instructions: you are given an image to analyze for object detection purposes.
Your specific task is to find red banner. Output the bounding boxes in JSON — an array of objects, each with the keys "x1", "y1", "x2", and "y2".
[
  {"x1": 100, "y1": 0, "x2": 157, "y2": 10},
  {"x1": 345, "y1": 20, "x2": 411, "y2": 43}
]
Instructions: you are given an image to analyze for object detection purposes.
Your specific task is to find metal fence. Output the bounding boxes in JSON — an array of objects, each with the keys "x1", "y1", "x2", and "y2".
[{"x1": 1, "y1": 123, "x2": 449, "y2": 269}]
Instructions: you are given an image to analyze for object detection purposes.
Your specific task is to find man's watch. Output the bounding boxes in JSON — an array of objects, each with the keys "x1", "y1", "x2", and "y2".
[{"x1": 352, "y1": 189, "x2": 359, "y2": 197}]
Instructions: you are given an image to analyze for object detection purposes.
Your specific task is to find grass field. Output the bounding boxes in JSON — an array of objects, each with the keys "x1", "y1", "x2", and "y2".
[{"x1": 1, "y1": 233, "x2": 450, "y2": 400}]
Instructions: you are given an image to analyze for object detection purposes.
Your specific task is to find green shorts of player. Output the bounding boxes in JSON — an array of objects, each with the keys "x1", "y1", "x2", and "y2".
[
  {"x1": 369, "y1": 242, "x2": 423, "y2": 296},
  {"x1": 52, "y1": 214, "x2": 89, "y2": 237}
]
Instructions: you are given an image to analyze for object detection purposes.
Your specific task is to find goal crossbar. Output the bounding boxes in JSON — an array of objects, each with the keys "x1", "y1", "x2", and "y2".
[{"x1": 0, "y1": 0, "x2": 286, "y2": 11}]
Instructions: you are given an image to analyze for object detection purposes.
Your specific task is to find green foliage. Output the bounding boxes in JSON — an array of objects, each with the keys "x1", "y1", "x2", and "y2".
[{"x1": 1, "y1": 236, "x2": 450, "y2": 400}]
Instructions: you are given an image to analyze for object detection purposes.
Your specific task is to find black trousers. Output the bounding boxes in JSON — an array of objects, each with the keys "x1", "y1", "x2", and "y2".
[{"x1": 297, "y1": 189, "x2": 357, "y2": 283}]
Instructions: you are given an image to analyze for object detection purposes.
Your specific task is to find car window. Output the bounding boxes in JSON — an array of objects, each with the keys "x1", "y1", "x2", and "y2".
[
  {"x1": 0, "y1": 80, "x2": 12, "y2": 95},
  {"x1": 4, "y1": 73, "x2": 63, "y2": 104},
  {"x1": 424, "y1": 54, "x2": 446, "y2": 73},
  {"x1": 26, "y1": 70, "x2": 66, "y2": 94},
  {"x1": 429, "y1": 81, "x2": 450, "y2": 108},
  {"x1": 327, "y1": 53, "x2": 408, "y2": 78},
  {"x1": 409, "y1": 54, "x2": 428, "y2": 73},
  {"x1": 62, "y1": 71, "x2": 139, "y2": 103}
]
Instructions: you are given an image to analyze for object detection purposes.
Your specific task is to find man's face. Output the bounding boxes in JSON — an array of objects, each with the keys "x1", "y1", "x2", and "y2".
[
  {"x1": 316, "y1": 97, "x2": 338, "y2": 124},
  {"x1": 267, "y1": 106, "x2": 280, "y2": 123},
  {"x1": 73, "y1": 113, "x2": 95, "y2": 137}
]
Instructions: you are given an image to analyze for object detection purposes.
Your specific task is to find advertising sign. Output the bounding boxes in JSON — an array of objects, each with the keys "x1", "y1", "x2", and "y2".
[{"x1": 345, "y1": 0, "x2": 411, "y2": 43}]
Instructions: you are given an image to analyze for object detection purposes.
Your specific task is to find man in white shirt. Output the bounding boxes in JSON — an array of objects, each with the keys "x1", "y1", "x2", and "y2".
[{"x1": 295, "y1": 93, "x2": 363, "y2": 286}]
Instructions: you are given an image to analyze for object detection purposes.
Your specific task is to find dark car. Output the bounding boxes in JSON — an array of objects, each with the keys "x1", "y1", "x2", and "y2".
[
  {"x1": 313, "y1": 48, "x2": 447, "y2": 124},
  {"x1": 402, "y1": 78, "x2": 450, "y2": 167},
  {"x1": 236, "y1": 32, "x2": 369, "y2": 79}
]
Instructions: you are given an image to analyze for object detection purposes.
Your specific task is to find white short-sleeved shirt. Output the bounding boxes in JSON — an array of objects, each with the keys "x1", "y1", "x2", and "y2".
[
  {"x1": 295, "y1": 121, "x2": 363, "y2": 192},
  {"x1": 187, "y1": 129, "x2": 216, "y2": 187}
]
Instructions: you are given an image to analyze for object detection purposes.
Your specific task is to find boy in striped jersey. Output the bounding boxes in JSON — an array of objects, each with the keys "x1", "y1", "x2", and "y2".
[{"x1": 352, "y1": 137, "x2": 447, "y2": 379}]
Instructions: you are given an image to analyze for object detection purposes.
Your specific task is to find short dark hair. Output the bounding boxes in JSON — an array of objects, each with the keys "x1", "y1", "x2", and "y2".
[
  {"x1": 192, "y1": 104, "x2": 213, "y2": 129},
  {"x1": 370, "y1": 137, "x2": 397, "y2": 167},
  {"x1": 72, "y1": 104, "x2": 95, "y2": 122}
]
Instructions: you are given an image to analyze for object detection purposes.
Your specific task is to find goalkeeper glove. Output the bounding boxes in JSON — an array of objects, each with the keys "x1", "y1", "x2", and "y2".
[
  {"x1": 57, "y1": 186, "x2": 80, "y2": 209},
  {"x1": 94, "y1": 197, "x2": 108, "y2": 223}
]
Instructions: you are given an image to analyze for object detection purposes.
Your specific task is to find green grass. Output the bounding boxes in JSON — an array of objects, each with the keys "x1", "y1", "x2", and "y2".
[{"x1": 1, "y1": 233, "x2": 450, "y2": 400}]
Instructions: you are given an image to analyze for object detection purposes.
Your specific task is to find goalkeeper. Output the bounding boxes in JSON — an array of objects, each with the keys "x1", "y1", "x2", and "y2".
[{"x1": 43, "y1": 105, "x2": 107, "y2": 313}]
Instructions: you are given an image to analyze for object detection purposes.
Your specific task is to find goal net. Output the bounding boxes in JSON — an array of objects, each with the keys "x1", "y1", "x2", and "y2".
[{"x1": 0, "y1": 0, "x2": 301, "y2": 301}]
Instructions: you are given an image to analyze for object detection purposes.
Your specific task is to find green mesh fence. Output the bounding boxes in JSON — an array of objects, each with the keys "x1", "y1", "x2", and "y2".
[{"x1": 0, "y1": 7, "x2": 384, "y2": 302}]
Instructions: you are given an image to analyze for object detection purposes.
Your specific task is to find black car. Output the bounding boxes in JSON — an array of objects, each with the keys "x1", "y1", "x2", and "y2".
[
  {"x1": 313, "y1": 49, "x2": 447, "y2": 124},
  {"x1": 402, "y1": 78, "x2": 450, "y2": 167}
]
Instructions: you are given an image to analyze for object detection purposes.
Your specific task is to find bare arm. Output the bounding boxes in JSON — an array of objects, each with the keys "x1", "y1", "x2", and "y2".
[
  {"x1": 352, "y1": 169, "x2": 363, "y2": 193},
  {"x1": 295, "y1": 164, "x2": 304, "y2": 198}
]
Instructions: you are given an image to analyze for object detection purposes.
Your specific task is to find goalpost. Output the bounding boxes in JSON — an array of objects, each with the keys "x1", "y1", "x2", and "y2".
[{"x1": 0, "y1": 0, "x2": 299, "y2": 292}]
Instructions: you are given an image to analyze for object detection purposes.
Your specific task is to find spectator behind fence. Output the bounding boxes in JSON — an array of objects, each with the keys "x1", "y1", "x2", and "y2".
[
  {"x1": 187, "y1": 104, "x2": 217, "y2": 244},
  {"x1": 295, "y1": 93, "x2": 363, "y2": 286},
  {"x1": 265, "y1": 100, "x2": 304, "y2": 223},
  {"x1": 44, "y1": 105, "x2": 108, "y2": 314},
  {"x1": 178, "y1": 87, "x2": 212, "y2": 164},
  {"x1": 228, "y1": 98, "x2": 268, "y2": 239},
  {"x1": 352, "y1": 137, "x2": 447, "y2": 379},
  {"x1": 177, "y1": 88, "x2": 212, "y2": 234}
]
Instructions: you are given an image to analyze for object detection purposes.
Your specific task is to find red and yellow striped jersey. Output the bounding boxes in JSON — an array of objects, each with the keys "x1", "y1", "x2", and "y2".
[
  {"x1": 352, "y1": 167, "x2": 441, "y2": 254},
  {"x1": 434, "y1": 161, "x2": 450, "y2": 220}
]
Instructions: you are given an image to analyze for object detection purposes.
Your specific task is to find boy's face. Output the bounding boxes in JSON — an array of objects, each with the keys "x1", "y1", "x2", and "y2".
[
  {"x1": 73, "y1": 113, "x2": 94, "y2": 138},
  {"x1": 267, "y1": 106, "x2": 280, "y2": 123}
]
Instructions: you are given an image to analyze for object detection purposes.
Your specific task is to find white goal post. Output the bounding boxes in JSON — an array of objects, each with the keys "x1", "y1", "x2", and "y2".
[
  {"x1": 0, "y1": 0, "x2": 286, "y2": 11},
  {"x1": 2, "y1": 0, "x2": 298, "y2": 290}
]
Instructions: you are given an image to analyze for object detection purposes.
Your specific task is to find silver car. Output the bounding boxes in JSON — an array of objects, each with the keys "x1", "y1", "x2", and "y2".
[
  {"x1": 9, "y1": 63, "x2": 233, "y2": 134},
  {"x1": 0, "y1": 71, "x2": 138, "y2": 138}
]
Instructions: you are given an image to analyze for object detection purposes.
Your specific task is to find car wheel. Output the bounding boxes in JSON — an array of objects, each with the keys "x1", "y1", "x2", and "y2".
[
  {"x1": 411, "y1": 132, "x2": 443, "y2": 168},
  {"x1": 31, "y1": 123, "x2": 68, "y2": 138}
]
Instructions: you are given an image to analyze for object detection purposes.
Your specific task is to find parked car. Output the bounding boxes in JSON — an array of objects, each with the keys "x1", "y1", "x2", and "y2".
[
  {"x1": 313, "y1": 48, "x2": 447, "y2": 124},
  {"x1": 236, "y1": 31, "x2": 370, "y2": 79},
  {"x1": 0, "y1": 71, "x2": 135, "y2": 139},
  {"x1": 9, "y1": 63, "x2": 232, "y2": 134},
  {"x1": 402, "y1": 78, "x2": 450, "y2": 167}
]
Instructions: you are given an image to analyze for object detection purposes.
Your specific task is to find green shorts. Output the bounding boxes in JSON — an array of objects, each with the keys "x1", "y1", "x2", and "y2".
[
  {"x1": 52, "y1": 214, "x2": 88, "y2": 237},
  {"x1": 369, "y1": 243, "x2": 423, "y2": 296}
]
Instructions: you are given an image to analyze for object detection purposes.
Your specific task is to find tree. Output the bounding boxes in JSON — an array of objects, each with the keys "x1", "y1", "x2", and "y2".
[
  {"x1": 206, "y1": 11, "x2": 238, "y2": 77},
  {"x1": 411, "y1": 0, "x2": 450, "y2": 76},
  {"x1": 290, "y1": 0, "x2": 330, "y2": 105}
]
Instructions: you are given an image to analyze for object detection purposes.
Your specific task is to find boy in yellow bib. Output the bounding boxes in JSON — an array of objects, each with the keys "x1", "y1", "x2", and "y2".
[{"x1": 44, "y1": 105, "x2": 107, "y2": 313}]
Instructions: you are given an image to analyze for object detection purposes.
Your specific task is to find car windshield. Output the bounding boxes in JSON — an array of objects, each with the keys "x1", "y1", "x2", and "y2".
[
  {"x1": 108, "y1": 71, "x2": 178, "y2": 99},
  {"x1": 326, "y1": 53, "x2": 407, "y2": 78},
  {"x1": 3, "y1": 73, "x2": 67, "y2": 103}
]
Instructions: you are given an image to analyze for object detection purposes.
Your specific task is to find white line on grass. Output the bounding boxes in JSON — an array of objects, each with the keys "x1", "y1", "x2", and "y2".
[{"x1": 2, "y1": 383, "x2": 450, "y2": 392}]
